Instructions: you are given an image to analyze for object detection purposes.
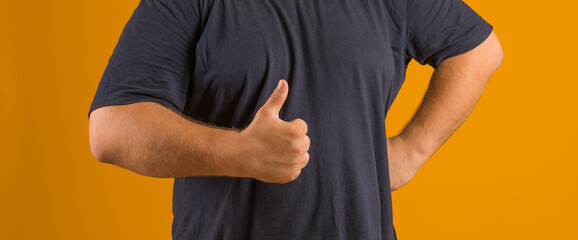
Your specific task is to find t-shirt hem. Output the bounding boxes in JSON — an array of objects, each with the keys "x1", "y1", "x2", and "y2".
[{"x1": 88, "y1": 96, "x2": 182, "y2": 118}]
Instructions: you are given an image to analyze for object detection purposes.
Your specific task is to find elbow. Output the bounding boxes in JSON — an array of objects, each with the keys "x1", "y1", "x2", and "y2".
[
  {"x1": 494, "y1": 40, "x2": 504, "y2": 71},
  {"x1": 88, "y1": 106, "x2": 163, "y2": 177},
  {"x1": 89, "y1": 108, "x2": 119, "y2": 165},
  {"x1": 488, "y1": 31, "x2": 504, "y2": 73},
  {"x1": 89, "y1": 130, "x2": 113, "y2": 164}
]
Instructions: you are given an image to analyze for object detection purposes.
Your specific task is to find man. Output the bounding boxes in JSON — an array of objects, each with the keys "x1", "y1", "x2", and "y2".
[{"x1": 89, "y1": 0, "x2": 502, "y2": 239}]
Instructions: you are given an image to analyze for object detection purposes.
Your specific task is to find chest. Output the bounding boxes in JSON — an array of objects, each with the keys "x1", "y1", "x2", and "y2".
[{"x1": 186, "y1": 0, "x2": 397, "y2": 126}]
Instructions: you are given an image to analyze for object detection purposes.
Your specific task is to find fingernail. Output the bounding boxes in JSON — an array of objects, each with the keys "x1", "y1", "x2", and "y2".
[{"x1": 277, "y1": 80, "x2": 285, "y2": 90}]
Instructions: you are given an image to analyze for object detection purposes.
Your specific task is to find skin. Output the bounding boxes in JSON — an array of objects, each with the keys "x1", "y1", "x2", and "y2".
[
  {"x1": 89, "y1": 80, "x2": 309, "y2": 183},
  {"x1": 89, "y1": 31, "x2": 502, "y2": 188},
  {"x1": 387, "y1": 32, "x2": 503, "y2": 191}
]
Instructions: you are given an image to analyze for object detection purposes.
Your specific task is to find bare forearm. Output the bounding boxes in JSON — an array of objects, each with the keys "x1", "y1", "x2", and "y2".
[
  {"x1": 89, "y1": 102, "x2": 244, "y2": 178},
  {"x1": 401, "y1": 32, "x2": 503, "y2": 164},
  {"x1": 89, "y1": 80, "x2": 309, "y2": 183}
]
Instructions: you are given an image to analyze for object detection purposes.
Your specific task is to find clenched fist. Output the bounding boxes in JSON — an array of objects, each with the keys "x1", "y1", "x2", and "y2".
[{"x1": 240, "y1": 80, "x2": 311, "y2": 183}]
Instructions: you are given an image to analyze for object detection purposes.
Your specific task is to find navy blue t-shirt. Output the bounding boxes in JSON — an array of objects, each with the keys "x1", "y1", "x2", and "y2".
[{"x1": 90, "y1": 0, "x2": 492, "y2": 239}]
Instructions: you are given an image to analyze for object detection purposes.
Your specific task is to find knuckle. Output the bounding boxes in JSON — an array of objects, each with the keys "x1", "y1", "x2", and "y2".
[
  {"x1": 286, "y1": 118, "x2": 304, "y2": 131},
  {"x1": 286, "y1": 170, "x2": 301, "y2": 182},
  {"x1": 271, "y1": 92, "x2": 284, "y2": 102},
  {"x1": 293, "y1": 118, "x2": 305, "y2": 125},
  {"x1": 300, "y1": 121, "x2": 309, "y2": 133},
  {"x1": 299, "y1": 153, "x2": 310, "y2": 169},
  {"x1": 287, "y1": 126, "x2": 302, "y2": 138},
  {"x1": 290, "y1": 141, "x2": 305, "y2": 155},
  {"x1": 293, "y1": 118, "x2": 308, "y2": 133}
]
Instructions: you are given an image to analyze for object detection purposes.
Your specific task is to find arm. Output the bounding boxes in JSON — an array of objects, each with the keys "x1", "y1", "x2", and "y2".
[
  {"x1": 387, "y1": 31, "x2": 503, "y2": 191},
  {"x1": 89, "y1": 80, "x2": 310, "y2": 183}
]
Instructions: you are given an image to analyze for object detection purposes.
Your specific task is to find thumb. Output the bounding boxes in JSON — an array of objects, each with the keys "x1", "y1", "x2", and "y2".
[{"x1": 261, "y1": 79, "x2": 288, "y2": 116}]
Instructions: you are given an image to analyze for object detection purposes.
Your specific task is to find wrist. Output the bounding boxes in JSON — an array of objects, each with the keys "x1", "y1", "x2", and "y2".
[
  {"x1": 196, "y1": 128, "x2": 239, "y2": 177},
  {"x1": 395, "y1": 132, "x2": 432, "y2": 170},
  {"x1": 202, "y1": 127, "x2": 249, "y2": 178},
  {"x1": 403, "y1": 124, "x2": 441, "y2": 155}
]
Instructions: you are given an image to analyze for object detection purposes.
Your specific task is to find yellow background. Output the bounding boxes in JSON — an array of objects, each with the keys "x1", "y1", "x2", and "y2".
[{"x1": 1, "y1": 0, "x2": 576, "y2": 239}]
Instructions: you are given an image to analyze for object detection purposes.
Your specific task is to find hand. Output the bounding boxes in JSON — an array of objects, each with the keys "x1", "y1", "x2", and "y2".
[
  {"x1": 239, "y1": 80, "x2": 310, "y2": 183},
  {"x1": 387, "y1": 135, "x2": 425, "y2": 191}
]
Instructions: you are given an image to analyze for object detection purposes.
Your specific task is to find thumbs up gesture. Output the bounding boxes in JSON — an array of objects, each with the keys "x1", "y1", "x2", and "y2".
[{"x1": 240, "y1": 80, "x2": 311, "y2": 183}]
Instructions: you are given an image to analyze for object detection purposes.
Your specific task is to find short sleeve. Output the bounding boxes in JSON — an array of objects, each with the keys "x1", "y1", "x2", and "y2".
[
  {"x1": 406, "y1": 0, "x2": 493, "y2": 68},
  {"x1": 89, "y1": 0, "x2": 200, "y2": 115}
]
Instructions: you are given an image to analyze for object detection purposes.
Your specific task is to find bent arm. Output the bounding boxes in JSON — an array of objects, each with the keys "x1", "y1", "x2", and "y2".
[
  {"x1": 89, "y1": 102, "x2": 243, "y2": 178},
  {"x1": 405, "y1": 31, "x2": 503, "y2": 158},
  {"x1": 388, "y1": 31, "x2": 503, "y2": 190},
  {"x1": 89, "y1": 80, "x2": 309, "y2": 183}
]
